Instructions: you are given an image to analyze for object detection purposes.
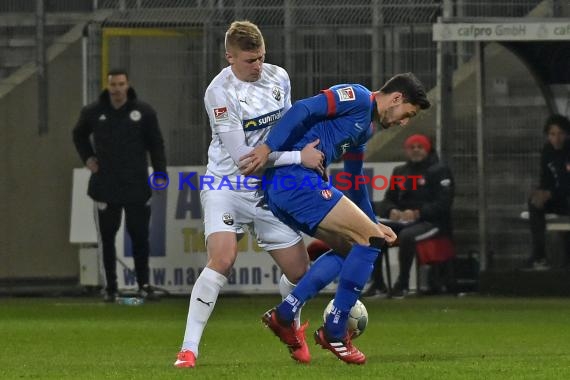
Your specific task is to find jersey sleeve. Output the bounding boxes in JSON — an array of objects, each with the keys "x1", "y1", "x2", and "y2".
[
  {"x1": 265, "y1": 92, "x2": 330, "y2": 151},
  {"x1": 265, "y1": 84, "x2": 371, "y2": 152},
  {"x1": 218, "y1": 128, "x2": 301, "y2": 167},
  {"x1": 282, "y1": 69, "x2": 292, "y2": 113},
  {"x1": 204, "y1": 85, "x2": 242, "y2": 134},
  {"x1": 72, "y1": 106, "x2": 95, "y2": 163},
  {"x1": 321, "y1": 84, "x2": 372, "y2": 120}
]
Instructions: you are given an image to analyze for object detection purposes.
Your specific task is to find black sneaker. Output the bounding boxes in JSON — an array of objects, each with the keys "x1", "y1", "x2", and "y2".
[
  {"x1": 532, "y1": 259, "x2": 550, "y2": 271},
  {"x1": 362, "y1": 283, "x2": 388, "y2": 298},
  {"x1": 521, "y1": 258, "x2": 550, "y2": 271},
  {"x1": 390, "y1": 283, "x2": 409, "y2": 299},
  {"x1": 139, "y1": 284, "x2": 160, "y2": 301},
  {"x1": 103, "y1": 291, "x2": 118, "y2": 303},
  {"x1": 521, "y1": 257, "x2": 537, "y2": 270}
]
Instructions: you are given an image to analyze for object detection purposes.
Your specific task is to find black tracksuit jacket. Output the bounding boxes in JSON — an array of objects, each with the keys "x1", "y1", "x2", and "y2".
[{"x1": 72, "y1": 88, "x2": 166, "y2": 204}]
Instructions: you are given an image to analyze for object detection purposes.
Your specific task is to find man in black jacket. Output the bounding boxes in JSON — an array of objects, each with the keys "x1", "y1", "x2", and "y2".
[
  {"x1": 72, "y1": 69, "x2": 167, "y2": 302},
  {"x1": 369, "y1": 134, "x2": 454, "y2": 298},
  {"x1": 525, "y1": 114, "x2": 570, "y2": 270}
]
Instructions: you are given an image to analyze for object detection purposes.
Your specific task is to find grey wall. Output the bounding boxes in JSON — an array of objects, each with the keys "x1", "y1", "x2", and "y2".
[{"x1": 0, "y1": 34, "x2": 83, "y2": 280}]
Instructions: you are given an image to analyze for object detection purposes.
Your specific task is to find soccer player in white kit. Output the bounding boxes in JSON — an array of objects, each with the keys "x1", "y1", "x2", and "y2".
[{"x1": 174, "y1": 21, "x2": 324, "y2": 368}]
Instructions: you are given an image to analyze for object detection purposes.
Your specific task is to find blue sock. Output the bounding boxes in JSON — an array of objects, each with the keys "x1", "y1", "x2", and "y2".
[
  {"x1": 325, "y1": 244, "x2": 380, "y2": 339},
  {"x1": 276, "y1": 251, "x2": 344, "y2": 322}
]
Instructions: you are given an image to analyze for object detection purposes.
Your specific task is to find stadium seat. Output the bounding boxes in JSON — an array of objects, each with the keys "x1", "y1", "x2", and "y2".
[
  {"x1": 414, "y1": 234, "x2": 456, "y2": 294},
  {"x1": 416, "y1": 235, "x2": 456, "y2": 265}
]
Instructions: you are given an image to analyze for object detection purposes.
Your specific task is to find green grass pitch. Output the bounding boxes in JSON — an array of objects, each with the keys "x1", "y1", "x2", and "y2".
[{"x1": 1, "y1": 295, "x2": 570, "y2": 379}]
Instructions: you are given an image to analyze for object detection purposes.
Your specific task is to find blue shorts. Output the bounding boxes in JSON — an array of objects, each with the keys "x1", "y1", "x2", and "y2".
[{"x1": 264, "y1": 165, "x2": 343, "y2": 236}]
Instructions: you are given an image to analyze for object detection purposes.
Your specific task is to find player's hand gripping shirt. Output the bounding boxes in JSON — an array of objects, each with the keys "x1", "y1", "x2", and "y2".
[{"x1": 204, "y1": 64, "x2": 291, "y2": 185}]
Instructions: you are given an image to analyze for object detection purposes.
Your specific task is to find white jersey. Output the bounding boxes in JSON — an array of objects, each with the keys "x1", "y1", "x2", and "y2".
[{"x1": 204, "y1": 64, "x2": 291, "y2": 185}]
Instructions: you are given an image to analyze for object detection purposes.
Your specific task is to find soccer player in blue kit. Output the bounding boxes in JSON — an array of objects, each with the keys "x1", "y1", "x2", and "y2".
[{"x1": 240, "y1": 73, "x2": 430, "y2": 364}]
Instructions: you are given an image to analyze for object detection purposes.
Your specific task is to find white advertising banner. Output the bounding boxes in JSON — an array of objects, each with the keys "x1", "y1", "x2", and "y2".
[
  {"x1": 433, "y1": 22, "x2": 570, "y2": 41},
  {"x1": 71, "y1": 163, "x2": 402, "y2": 294}
]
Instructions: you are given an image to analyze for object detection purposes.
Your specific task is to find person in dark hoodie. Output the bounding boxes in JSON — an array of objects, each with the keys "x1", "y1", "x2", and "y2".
[
  {"x1": 72, "y1": 69, "x2": 167, "y2": 302},
  {"x1": 364, "y1": 134, "x2": 454, "y2": 298},
  {"x1": 524, "y1": 114, "x2": 570, "y2": 270}
]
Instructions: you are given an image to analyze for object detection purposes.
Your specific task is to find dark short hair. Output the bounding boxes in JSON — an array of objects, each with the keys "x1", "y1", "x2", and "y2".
[
  {"x1": 543, "y1": 114, "x2": 570, "y2": 134},
  {"x1": 107, "y1": 69, "x2": 129, "y2": 80},
  {"x1": 380, "y1": 72, "x2": 430, "y2": 110}
]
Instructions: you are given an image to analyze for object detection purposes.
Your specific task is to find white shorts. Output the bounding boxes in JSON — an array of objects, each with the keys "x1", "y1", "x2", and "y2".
[{"x1": 200, "y1": 188, "x2": 302, "y2": 251}]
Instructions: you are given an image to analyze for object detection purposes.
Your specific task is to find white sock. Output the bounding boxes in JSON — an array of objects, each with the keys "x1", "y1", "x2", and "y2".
[
  {"x1": 279, "y1": 274, "x2": 302, "y2": 328},
  {"x1": 181, "y1": 267, "x2": 227, "y2": 356}
]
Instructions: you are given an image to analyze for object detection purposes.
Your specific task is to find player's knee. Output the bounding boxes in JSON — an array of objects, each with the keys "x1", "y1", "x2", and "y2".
[
  {"x1": 283, "y1": 273, "x2": 302, "y2": 284},
  {"x1": 281, "y1": 265, "x2": 308, "y2": 283},
  {"x1": 207, "y1": 258, "x2": 234, "y2": 276},
  {"x1": 206, "y1": 248, "x2": 238, "y2": 275}
]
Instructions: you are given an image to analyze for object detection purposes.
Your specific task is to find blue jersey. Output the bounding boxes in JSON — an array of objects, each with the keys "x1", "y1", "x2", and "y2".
[
  {"x1": 262, "y1": 84, "x2": 378, "y2": 236},
  {"x1": 265, "y1": 84, "x2": 375, "y2": 167}
]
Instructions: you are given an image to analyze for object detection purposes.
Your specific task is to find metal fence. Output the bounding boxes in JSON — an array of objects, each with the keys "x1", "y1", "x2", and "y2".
[
  {"x1": 440, "y1": 41, "x2": 550, "y2": 271},
  {"x1": 0, "y1": 0, "x2": 96, "y2": 12},
  {"x1": 434, "y1": 1, "x2": 570, "y2": 274},
  {"x1": 85, "y1": 0, "x2": 444, "y2": 166},
  {"x1": 457, "y1": 0, "x2": 556, "y2": 17},
  {"x1": 80, "y1": 0, "x2": 566, "y2": 274},
  {"x1": 0, "y1": 0, "x2": 550, "y2": 16},
  {"x1": 2, "y1": 0, "x2": 564, "y2": 277}
]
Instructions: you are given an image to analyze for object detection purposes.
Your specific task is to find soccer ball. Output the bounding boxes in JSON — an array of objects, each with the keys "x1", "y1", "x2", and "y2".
[{"x1": 323, "y1": 299, "x2": 368, "y2": 339}]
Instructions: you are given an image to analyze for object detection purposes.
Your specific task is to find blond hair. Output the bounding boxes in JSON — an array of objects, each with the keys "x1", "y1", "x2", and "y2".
[{"x1": 224, "y1": 20, "x2": 265, "y2": 53}]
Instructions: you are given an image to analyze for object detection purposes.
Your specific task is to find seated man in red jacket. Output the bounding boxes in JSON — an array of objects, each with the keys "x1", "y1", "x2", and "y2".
[{"x1": 370, "y1": 134, "x2": 454, "y2": 298}]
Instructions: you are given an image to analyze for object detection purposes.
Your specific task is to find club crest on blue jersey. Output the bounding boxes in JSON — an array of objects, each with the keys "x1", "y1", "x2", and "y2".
[
  {"x1": 320, "y1": 189, "x2": 333, "y2": 200},
  {"x1": 242, "y1": 108, "x2": 284, "y2": 131}
]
